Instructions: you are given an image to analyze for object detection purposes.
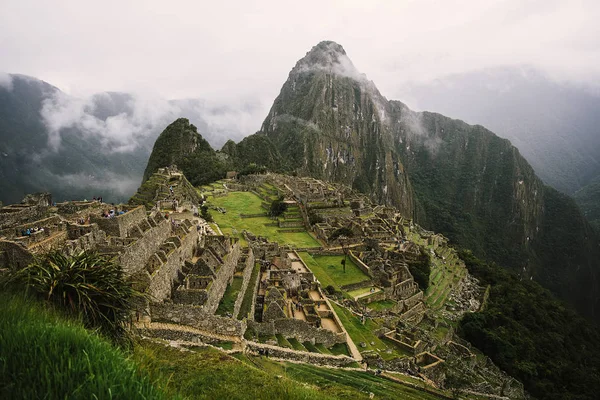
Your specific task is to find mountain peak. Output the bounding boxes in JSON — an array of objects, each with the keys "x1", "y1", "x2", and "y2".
[{"x1": 292, "y1": 41, "x2": 364, "y2": 81}]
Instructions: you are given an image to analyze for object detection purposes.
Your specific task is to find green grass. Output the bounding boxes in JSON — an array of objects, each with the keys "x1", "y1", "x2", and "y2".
[
  {"x1": 0, "y1": 292, "x2": 169, "y2": 399},
  {"x1": 303, "y1": 341, "x2": 320, "y2": 353},
  {"x1": 213, "y1": 341, "x2": 235, "y2": 350},
  {"x1": 276, "y1": 334, "x2": 293, "y2": 348},
  {"x1": 216, "y1": 276, "x2": 244, "y2": 316},
  {"x1": 329, "y1": 343, "x2": 351, "y2": 356},
  {"x1": 135, "y1": 339, "x2": 345, "y2": 399},
  {"x1": 315, "y1": 343, "x2": 333, "y2": 354},
  {"x1": 233, "y1": 355, "x2": 443, "y2": 400},
  {"x1": 210, "y1": 192, "x2": 320, "y2": 248},
  {"x1": 347, "y1": 286, "x2": 380, "y2": 299},
  {"x1": 366, "y1": 300, "x2": 397, "y2": 311},
  {"x1": 298, "y1": 253, "x2": 370, "y2": 291},
  {"x1": 237, "y1": 263, "x2": 260, "y2": 320},
  {"x1": 331, "y1": 303, "x2": 405, "y2": 360},
  {"x1": 288, "y1": 337, "x2": 308, "y2": 351}
]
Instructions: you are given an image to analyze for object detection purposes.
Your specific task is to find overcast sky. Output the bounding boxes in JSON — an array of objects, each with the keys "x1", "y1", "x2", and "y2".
[{"x1": 2, "y1": 0, "x2": 600, "y2": 110}]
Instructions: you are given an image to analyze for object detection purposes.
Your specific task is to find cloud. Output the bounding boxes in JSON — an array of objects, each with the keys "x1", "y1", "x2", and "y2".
[
  {"x1": 40, "y1": 90, "x2": 181, "y2": 152},
  {"x1": 0, "y1": 72, "x2": 13, "y2": 91},
  {"x1": 40, "y1": 89, "x2": 268, "y2": 152}
]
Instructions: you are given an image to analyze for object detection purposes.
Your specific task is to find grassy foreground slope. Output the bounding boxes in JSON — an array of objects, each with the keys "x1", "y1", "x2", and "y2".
[{"x1": 0, "y1": 292, "x2": 169, "y2": 399}]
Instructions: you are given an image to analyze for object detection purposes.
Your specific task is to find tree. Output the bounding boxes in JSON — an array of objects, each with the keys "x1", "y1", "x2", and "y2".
[
  {"x1": 329, "y1": 227, "x2": 354, "y2": 273},
  {"x1": 269, "y1": 196, "x2": 288, "y2": 217}
]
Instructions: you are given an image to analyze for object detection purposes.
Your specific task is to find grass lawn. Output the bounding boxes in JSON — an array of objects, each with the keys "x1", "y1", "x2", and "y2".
[
  {"x1": 367, "y1": 300, "x2": 397, "y2": 311},
  {"x1": 210, "y1": 192, "x2": 320, "y2": 248},
  {"x1": 347, "y1": 286, "x2": 380, "y2": 299},
  {"x1": 298, "y1": 253, "x2": 370, "y2": 291},
  {"x1": 136, "y1": 339, "x2": 351, "y2": 400},
  {"x1": 331, "y1": 303, "x2": 405, "y2": 361},
  {"x1": 232, "y1": 353, "x2": 446, "y2": 400},
  {"x1": 216, "y1": 276, "x2": 244, "y2": 316},
  {"x1": 237, "y1": 263, "x2": 260, "y2": 320}
]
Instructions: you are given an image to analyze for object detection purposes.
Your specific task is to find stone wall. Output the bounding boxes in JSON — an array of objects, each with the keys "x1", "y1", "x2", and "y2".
[
  {"x1": 146, "y1": 225, "x2": 199, "y2": 302},
  {"x1": 150, "y1": 303, "x2": 246, "y2": 337},
  {"x1": 61, "y1": 225, "x2": 107, "y2": 256},
  {"x1": 349, "y1": 251, "x2": 371, "y2": 276},
  {"x1": 248, "y1": 318, "x2": 346, "y2": 348},
  {"x1": 203, "y1": 239, "x2": 241, "y2": 314},
  {"x1": 56, "y1": 201, "x2": 102, "y2": 216},
  {"x1": 233, "y1": 249, "x2": 255, "y2": 319},
  {"x1": 118, "y1": 217, "x2": 171, "y2": 276},
  {"x1": 245, "y1": 341, "x2": 355, "y2": 367},
  {"x1": 248, "y1": 263, "x2": 261, "y2": 321},
  {"x1": 0, "y1": 215, "x2": 62, "y2": 238},
  {"x1": 340, "y1": 280, "x2": 374, "y2": 292},
  {"x1": 0, "y1": 240, "x2": 33, "y2": 269},
  {"x1": 92, "y1": 206, "x2": 147, "y2": 238},
  {"x1": 28, "y1": 231, "x2": 68, "y2": 254},
  {"x1": 0, "y1": 205, "x2": 48, "y2": 230}
]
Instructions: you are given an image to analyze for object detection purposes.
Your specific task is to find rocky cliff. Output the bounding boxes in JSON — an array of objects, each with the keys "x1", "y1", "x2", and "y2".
[
  {"x1": 260, "y1": 41, "x2": 414, "y2": 217},
  {"x1": 255, "y1": 41, "x2": 600, "y2": 320},
  {"x1": 142, "y1": 41, "x2": 600, "y2": 321}
]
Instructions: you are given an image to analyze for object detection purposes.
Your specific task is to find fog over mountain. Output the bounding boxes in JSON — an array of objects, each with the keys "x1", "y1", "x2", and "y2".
[
  {"x1": 0, "y1": 74, "x2": 268, "y2": 204},
  {"x1": 399, "y1": 66, "x2": 600, "y2": 195}
]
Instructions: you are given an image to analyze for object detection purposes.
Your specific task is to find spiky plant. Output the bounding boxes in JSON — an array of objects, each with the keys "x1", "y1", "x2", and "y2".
[{"x1": 4, "y1": 251, "x2": 142, "y2": 345}]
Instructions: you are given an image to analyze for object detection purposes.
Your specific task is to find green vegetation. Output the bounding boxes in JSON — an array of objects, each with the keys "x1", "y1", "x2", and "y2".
[
  {"x1": 234, "y1": 354, "x2": 442, "y2": 400},
  {"x1": 298, "y1": 252, "x2": 370, "y2": 291},
  {"x1": 366, "y1": 300, "x2": 396, "y2": 311},
  {"x1": 237, "y1": 263, "x2": 260, "y2": 320},
  {"x1": 210, "y1": 191, "x2": 320, "y2": 248},
  {"x1": 331, "y1": 303, "x2": 402, "y2": 360},
  {"x1": 4, "y1": 251, "x2": 142, "y2": 344},
  {"x1": 574, "y1": 179, "x2": 600, "y2": 231},
  {"x1": 458, "y1": 250, "x2": 600, "y2": 400},
  {"x1": 216, "y1": 276, "x2": 243, "y2": 316},
  {"x1": 269, "y1": 196, "x2": 288, "y2": 217},
  {"x1": 0, "y1": 292, "x2": 168, "y2": 399},
  {"x1": 287, "y1": 337, "x2": 308, "y2": 351},
  {"x1": 142, "y1": 118, "x2": 228, "y2": 186},
  {"x1": 347, "y1": 286, "x2": 380, "y2": 299},
  {"x1": 136, "y1": 339, "x2": 361, "y2": 399}
]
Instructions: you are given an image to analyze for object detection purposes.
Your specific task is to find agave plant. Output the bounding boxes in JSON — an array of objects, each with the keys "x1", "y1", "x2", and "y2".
[{"x1": 4, "y1": 251, "x2": 143, "y2": 345}]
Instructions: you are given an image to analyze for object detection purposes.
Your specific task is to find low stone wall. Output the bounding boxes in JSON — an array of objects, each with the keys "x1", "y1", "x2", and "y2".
[
  {"x1": 150, "y1": 303, "x2": 246, "y2": 337},
  {"x1": 233, "y1": 249, "x2": 255, "y2": 319},
  {"x1": 118, "y1": 217, "x2": 171, "y2": 276},
  {"x1": 340, "y1": 280, "x2": 374, "y2": 292},
  {"x1": 248, "y1": 318, "x2": 346, "y2": 348},
  {"x1": 139, "y1": 327, "x2": 225, "y2": 345},
  {"x1": 245, "y1": 341, "x2": 356, "y2": 367},
  {"x1": 279, "y1": 220, "x2": 304, "y2": 228},
  {"x1": 309, "y1": 250, "x2": 344, "y2": 257},
  {"x1": 359, "y1": 291, "x2": 386, "y2": 304},
  {"x1": 349, "y1": 251, "x2": 371, "y2": 276}
]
